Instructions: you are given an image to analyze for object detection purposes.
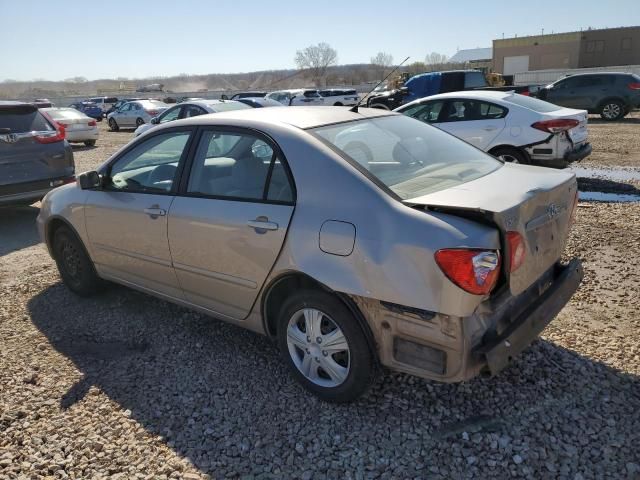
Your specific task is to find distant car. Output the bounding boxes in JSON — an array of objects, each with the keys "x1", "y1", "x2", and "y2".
[
  {"x1": 236, "y1": 97, "x2": 285, "y2": 108},
  {"x1": 32, "y1": 99, "x2": 53, "y2": 108},
  {"x1": 177, "y1": 97, "x2": 205, "y2": 103},
  {"x1": 88, "y1": 97, "x2": 118, "y2": 115},
  {"x1": 107, "y1": 100, "x2": 169, "y2": 131},
  {"x1": 266, "y1": 89, "x2": 324, "y2": 106},
  {"x1": 395, "y1": 91, "x2": 592, "y2": 168},
  {"x1": 134, "y1": 99, "x2": 251, "y2": 136},
  {"x1": 105, "y1": 98, "x2": 143, "y2": 117},
  {"x1": 0, "y1": 101, "x2": 74, "y2": 206},
  {"x1": 230, "y1": 91, "x2": 268, "y2": 100},
  {"x1": 536, "y1": 72, "x2": 640, "y2": 121},
  {"x1": 68, "y1": 102, "x2": 103, "y2": 121},
  {"x1": 367, "y1": 70, "x2": 488, "y2": 110},
  {"x1": 41, "y1": 107, "x2": 99, "y2": 147},
  {"x1": 318, "y1": 89, "x2": 360, "y2": 106}
]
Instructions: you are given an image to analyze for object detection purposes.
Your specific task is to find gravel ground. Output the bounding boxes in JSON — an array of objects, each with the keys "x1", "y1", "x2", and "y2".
[{"x1": 1, "y1": 117, "x2": 639, "y2": 480}]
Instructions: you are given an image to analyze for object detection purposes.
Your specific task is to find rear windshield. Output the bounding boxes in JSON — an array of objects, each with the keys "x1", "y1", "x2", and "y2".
[
  {"x1": 303, "y1": 90, "x2": 320, "y2": 98},
  {"x1": 43, "y1": 108, "x2": 86, "y2": 120},
  {"x1": 0, "y1": 106, "x2": 53, "y2": 133},
  {"x1": 503, "y1": 94, "x2": 561, "y2": 112},
  {"x1": 311, "y1": 115, "x2": 501, "y2": 200}
]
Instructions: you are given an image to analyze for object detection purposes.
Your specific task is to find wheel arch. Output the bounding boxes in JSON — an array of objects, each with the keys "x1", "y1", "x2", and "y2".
[
  {"x1": 45, "y1": 215, "x2": 89, "y2": 258},
  {"x1": 488, "y1": 144, "x2": 531, "y2": 162},
  {"x1": 260, "y1": 271, "x2": 379, "y2": 362},
  {"x1": 597, "y1": 96, "x2": 626, "y2": 110}
]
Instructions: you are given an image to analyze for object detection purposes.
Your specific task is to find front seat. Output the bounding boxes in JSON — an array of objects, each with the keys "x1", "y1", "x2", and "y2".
[
  {"x1": 209, "y1": 155, "x2": 268, "y2": 199},
  {"x1": 147, "y1": 164, "x2": 177, "y2": 191}
]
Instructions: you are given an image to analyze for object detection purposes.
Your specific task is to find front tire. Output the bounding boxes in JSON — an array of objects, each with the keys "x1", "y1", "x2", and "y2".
[
  {"x1": 492, "y1": 147, "x2": 529, "y2": 164},
  {"x1": 600, "y1": 100, "x2": 625, "y2": 121},
  {"x1": 333, "y1": 102, "x2": 343, "y2": 106},
  {"x1": 277, "y1": 290, "x2": 375, "y2": 403},
  {"x1": 108, "y1": 118, "x2": 119, "y2": 131},
  {"x1": 136, "y1": 118, "x2": 145, "y2": 127},
  {"x1": 53, "y1": 226, "x2": 103, "y2": 296}
]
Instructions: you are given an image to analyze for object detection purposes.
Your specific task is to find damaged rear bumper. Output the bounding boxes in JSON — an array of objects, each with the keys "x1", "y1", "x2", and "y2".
[{"x1": 472, "y1": 258, "x2": 583, "y2": 374}]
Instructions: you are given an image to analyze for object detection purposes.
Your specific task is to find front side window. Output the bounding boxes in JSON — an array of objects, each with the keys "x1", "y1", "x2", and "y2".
[
  {"x1": 183, "y1": 105, "x2": 205, "y2": 118},
  {"x1": 187, "y1": 131, "x2": 293, "y2": 202},
  {"x1": 401, "y1": 101, "x2": 444, "y2": 123},
  {"x1": 311, "y1": 115, "x2": 501, "y2": 200},
  {"x1": 108, "y1": 131, "x2": 191, "y2": 193},
  {"x1": 159, "y1": 106, "x2": 181, "y2": 123}
]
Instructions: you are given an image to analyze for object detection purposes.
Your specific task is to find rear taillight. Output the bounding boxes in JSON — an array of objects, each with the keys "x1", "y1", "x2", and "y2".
[
  {"x1": 531, "y1": 119, "x2": 579, "y2": 133},
  {"x1": 146, "y1": 110, "x2": 158, "y2": 116},
  {"x1": 88, "y1": 120, "x2": 97, "y2": 126},
  {"x1": 435, "y1": 249, "x2": 501, "y2": 295},
  {"x1": 628, "y1": 82, "x2": 640, "y2": 90},
  {"x1": 520, "y1": 91, "x2": 531, "y2": 96},
  {"x1": 35, "y1": 124, "x2": 65, "y2": 144},
  {"x1": 506, "y1": 231, "x2": 526, "y2": 272}
]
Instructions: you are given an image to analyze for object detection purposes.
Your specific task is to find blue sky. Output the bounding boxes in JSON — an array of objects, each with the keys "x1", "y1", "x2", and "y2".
[{"x1": 1, "y1": 0, "x2": 638, "y2": 81}]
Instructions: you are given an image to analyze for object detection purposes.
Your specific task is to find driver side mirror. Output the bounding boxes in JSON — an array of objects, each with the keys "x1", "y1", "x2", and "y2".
[
  {"x1": 150, "y1": 116, "x2": 159, "y2": 124},
  {"x1": 220, "y1": 94, "x2": 229, "y2": 100},
  {"x1": 78, "y1": 171, "x2": 101, "y2": 190}
]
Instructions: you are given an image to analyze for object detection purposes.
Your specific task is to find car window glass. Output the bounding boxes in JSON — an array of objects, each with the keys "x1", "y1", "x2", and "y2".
[
  {"x1": 0, "y1": 108, "x2": 53, "y2": 133},
  {"x1": 108, "y1": 131, "x2": 190, "y2": 193},
  {"x1": 183, "y1": 105, "x2": 205, "y2": 118},
  {"x1": 120, "y1": 104, "x2": 131, "y2": 112},
  {"x1": 402, "y1": 101, "x2": 444, "y2": 123},
  {"x1": 479, "y1": 101, "x2": 507, "y2": 119},
  {"x1": 441, "y1": 100, "x2": 481, "y2": 122},
  {"x1": 187, "y1": 131, "x2": 292, "y2": 202},
  {"x1": 160, "y1": 106, "x2": 181, "y2": 123}
]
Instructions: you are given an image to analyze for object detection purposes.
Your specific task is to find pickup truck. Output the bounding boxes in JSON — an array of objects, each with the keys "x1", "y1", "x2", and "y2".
[{"x1": 366, "y1": 70, "x2": 537, "y2": 110}]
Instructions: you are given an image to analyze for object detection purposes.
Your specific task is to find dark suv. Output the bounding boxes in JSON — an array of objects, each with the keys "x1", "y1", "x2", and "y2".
[
  {"x1": 537, "y1": 73, "x2": 640, "y2": 121},
  {"x1": 0, "y1": 102, "x2": 75, "y2": 206}
]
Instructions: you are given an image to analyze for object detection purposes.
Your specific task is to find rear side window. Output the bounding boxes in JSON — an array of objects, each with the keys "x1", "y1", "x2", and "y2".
[
  {"x1": 105, "y1": 97, "x2": 118, "y2": 103},
  {"x1": 0, "y1": 107, "x2": 53, "y2": 133},
  {"x1": 304, "y1": 90, "x2": 320, "y2": 98},
  {"x1": 440, "y1": 72, "x2": 465, "y2": 93},
  {"x1": 503, "y1": 94, "x2": 561, "y2": 113},
  {"x1": 186, "y1": 131, "x2": 293, "y2": 203},
  {"x1": 464, "y1": 72, "x2": 487, "y2": 89},
  {"x1": 440, "y1": 100, "x2": 507, "y2": 122}
]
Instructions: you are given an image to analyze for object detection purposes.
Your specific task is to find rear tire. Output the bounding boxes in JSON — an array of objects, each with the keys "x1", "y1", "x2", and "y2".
[
  {"x1": 108, "y1": 118, "x2": 119, "y2": 131},
  {"x1": 136, "y1": 118, "x2": 145, "y2": 127},
  {"x1": 84, "y1": 140, "x2": 96, "y2": 147},
  {"x1": 333, "y1": 102, "x2": 343, "y2": 106},
  {"x1": 492, "y1": 147, "x2": 529, "y2": 165},
  {"x1": 53, "y1": 226, "x2": 104, "y2": 296},
  {"x1": 277, "y1": 290, "x2": 375, "y2": 403},
  {"x1": 599, "y1": 100, "x2": 625, "y2": 121}
]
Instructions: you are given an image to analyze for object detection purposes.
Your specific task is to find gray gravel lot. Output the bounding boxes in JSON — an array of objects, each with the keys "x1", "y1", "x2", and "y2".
[{"x1": 1, "y1": 118, "x2": 639, "y2": 479}]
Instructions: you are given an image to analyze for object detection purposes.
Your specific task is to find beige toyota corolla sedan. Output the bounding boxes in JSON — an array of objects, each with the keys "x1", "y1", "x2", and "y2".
[{"x1": 37, "y1": 107, "x2": 582, "y2": 402}]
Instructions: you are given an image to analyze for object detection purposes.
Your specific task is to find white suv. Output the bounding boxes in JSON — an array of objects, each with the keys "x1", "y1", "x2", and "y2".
[
  {"x1": 318, "y1": 89, "x2": 360, "y2": 106},
  {"x1": 266, "y1": 89, "x2": 324, "y2": 106},
  {"x1": 88, "y1": 96, "x2": 119, "y2": 114}
]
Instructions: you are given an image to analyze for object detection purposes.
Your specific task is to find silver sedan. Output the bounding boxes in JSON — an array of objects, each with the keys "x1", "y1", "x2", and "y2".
[
  {"x1": 107, "y1": 100, "x2": 169, "y2": 130},
  {"x1": 37, "y1": 107, "x2": 582, "y2": 402}
]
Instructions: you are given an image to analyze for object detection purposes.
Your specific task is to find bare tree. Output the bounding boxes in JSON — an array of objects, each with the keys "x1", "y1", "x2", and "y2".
[
  {"x1": 370, "y1": 52, "x2": 394, "y2": 80},
  {"x1": 424, "y1": 52, "x2": 449, "y2": 71},
  {"x1": 294, "y1": 42, "x2": 338, "y2": 86}
]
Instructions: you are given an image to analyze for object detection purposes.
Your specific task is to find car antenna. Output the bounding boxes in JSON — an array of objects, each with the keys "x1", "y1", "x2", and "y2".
[{"x1": 350, "y1": 56, "x2": 410, "y2": 113}]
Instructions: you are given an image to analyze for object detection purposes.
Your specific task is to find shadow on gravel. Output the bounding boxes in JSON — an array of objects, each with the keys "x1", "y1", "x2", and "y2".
[
  {"x1": 0, "y1": 205, "x2": 41, "y2": 256},
  {"x1": 588, "y1": 116, "x2": 640, "y2": 125},
  {"x1": 577, "y1": 177, "x2": 640, "y2": 195},
  {"x1": 71, "y1": 144, "x2": 97, "y2": 151},
  {"x1": 28, "y1": 283, "x2": 640, "y2": 477}
]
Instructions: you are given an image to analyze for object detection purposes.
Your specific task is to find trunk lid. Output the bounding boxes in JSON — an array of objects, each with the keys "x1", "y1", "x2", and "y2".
[{"x1": 406, "y1": 163, "x2": 577, "y2": 295}]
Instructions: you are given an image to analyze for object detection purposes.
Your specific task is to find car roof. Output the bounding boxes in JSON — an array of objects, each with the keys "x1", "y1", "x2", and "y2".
[
  {"x1": 410, "y1": 90, "x2": 513, "y2": 102},
  {"x1": 0, "y1": 101, "x2": 37, "y2": 112},
  {"x1": 189, "y1": 99, "x2": 244, "y2": 108},
  {"x1": 174, "y1": 106, "x2": 394, "y2": 130}
]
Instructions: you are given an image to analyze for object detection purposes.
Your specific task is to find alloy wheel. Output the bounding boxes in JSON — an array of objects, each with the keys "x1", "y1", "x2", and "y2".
[
  {"x1": 286, "y1": 308, "x2": 350, "y2": 387},
  {"x1": 602, "y1": 103, "x2": 621, "y2": 120}
]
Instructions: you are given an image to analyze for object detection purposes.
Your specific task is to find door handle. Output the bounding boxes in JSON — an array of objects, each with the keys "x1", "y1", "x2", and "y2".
[
  {"x1": 144, "y1": 207, "x2": 166, "y2": 217},
  {"x1": 248, "y1": 218, "x2": 278, "y2": 231},
  {"x1": 483, "y1": 126, "x2": 498, "y2": 131}
]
